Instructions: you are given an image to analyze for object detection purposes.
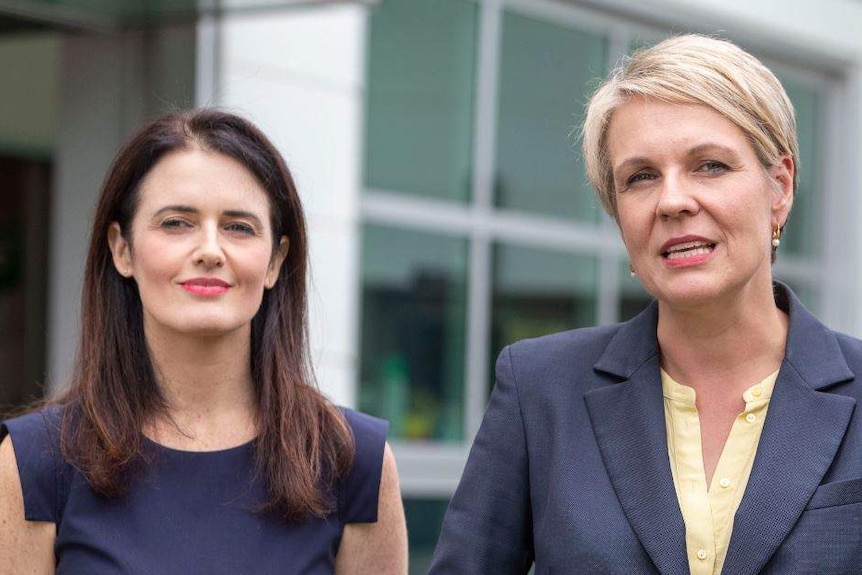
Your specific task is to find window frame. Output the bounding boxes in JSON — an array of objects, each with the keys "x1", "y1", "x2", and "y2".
[{"x1": 359, "y1": 0, "x2": 843, "y2": 498}]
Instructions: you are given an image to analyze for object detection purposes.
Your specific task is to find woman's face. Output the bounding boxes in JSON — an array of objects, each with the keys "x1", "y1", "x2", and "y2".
[
  {"x1": 108, "y1": 148, "x2": 288, "y2": 342},
  {"x1": 607, "y1": 97, "x2": 793, "y2": 310}
]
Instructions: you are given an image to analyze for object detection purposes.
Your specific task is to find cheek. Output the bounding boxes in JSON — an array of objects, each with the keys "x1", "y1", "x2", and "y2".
[
  {"x1": 616, "y1": 205, "x2": 649, "y2": 248},
  {"x1": 236, "y1": 246, "x2": 278, "y2": 285},
  {"x1": 130, "y1": 238, "x2": 179, "y2": 281}
]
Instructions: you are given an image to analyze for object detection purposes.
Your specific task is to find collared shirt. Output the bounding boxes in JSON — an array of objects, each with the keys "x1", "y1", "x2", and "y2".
[{"x1": 662, "y1": 368, "x2": 779, "y2": 575}]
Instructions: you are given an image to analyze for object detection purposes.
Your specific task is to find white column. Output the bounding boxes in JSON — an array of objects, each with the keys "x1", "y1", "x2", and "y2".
[
  {"x1": 48, "y1": 27, "x2": 196, "y2": 391},
  {"x1": 216, "y1": 5, "x2": 368, "y2": 406}
]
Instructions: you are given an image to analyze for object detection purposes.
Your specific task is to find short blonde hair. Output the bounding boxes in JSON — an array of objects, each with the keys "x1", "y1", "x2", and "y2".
[{"x1": 582, "y1": 34, "x2": 799, "y2": 221}]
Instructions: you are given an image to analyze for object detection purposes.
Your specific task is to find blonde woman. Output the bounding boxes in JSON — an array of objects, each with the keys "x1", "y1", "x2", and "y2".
[{"x1": 431, "y1": 35, "x2": 861, "y2": 574}]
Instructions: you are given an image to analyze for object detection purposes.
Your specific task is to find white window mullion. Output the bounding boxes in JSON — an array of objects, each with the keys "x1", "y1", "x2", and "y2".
[
  {"x1": 596, "y1": 25, "x2": 631, "y2": 324},
  {"x1": 465, "y1": 0, "x2": 503, "y2": 441}
]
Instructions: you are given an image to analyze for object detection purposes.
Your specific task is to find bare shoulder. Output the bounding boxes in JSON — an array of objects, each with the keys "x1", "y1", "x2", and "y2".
[
  {"x1": 0, "y1": 435, "x2": 56, "y2": 574},
  {"x1": 335, "y1": 443, "x2": 408, "y2": 575}
]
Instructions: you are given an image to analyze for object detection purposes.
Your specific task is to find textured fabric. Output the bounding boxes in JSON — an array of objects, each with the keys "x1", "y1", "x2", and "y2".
[
  {"x1": 663, "y1": 369, "x2": 777, "y2": 575},
  {"x1": 0, "y1": 406, "x2": 387, "y2": 575},
  {"x1": 429, "y1": 283, "x2": 862, "y2": 575}
]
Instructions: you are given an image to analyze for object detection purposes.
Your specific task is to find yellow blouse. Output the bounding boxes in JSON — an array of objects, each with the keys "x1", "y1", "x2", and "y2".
[{"x1": 662, "y1": 369, "x2": 778, "y2": 575}]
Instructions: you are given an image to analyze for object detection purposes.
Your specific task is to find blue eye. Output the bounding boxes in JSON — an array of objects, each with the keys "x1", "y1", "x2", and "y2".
[
  {"x1": 697, "y1": 161, "x2": 728, "y2": 173},
  {"x1": 225, "y1": 222, "x2": 255, "y2": 234},
  {"x1": 160, "y1": 218, "x2": 192, "y2": 229},
  {"x1": 625, "y1": 171, "x2": 656, "y2": 187}
]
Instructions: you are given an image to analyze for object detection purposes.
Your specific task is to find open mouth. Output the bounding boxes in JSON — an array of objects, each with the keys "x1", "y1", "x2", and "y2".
[{"x1": 662, "y1": 240, "x2": 716, "y2": 260}]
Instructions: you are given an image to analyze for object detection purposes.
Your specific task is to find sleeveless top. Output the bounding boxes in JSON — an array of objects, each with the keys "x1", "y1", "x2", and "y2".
[{"x1": 0, "y1": 406, "x2": 388, "y2": 574}]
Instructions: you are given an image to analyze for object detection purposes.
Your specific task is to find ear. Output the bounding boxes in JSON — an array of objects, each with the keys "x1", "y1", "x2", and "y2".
[
  {"x1": 769, "y1": 155, "x2": 795, "y2": 227},
  {"x1": 264, "y1": 236, "x2": 290, "y2": 289},
  {"x1": 107, "y1": 222, "x2": 134, "y2": 278}
]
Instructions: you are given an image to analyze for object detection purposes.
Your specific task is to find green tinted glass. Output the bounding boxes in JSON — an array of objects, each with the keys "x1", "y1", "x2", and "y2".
[
  {"x1": 365, "y1": 0, "x2": 478, "y2": 202},
  {"x1": 491, "y1": 243, "x2": 598, "y2": 385},
  {"x1": 494, "y1": 10, "x2": 607, "y2": 221},
  {"x1": 404, "y1": 498, "x2": 450, "y2": 574},
  {"x1": 779, "y1": 77, "x2": 820, "y2": 258},
  {"x1": 359, "y1": 224, "x2": 468, "y2": 442}
]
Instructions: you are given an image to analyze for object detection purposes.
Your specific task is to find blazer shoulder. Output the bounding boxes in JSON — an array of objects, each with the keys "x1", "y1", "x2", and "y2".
[
  {"x1": 505, "y1": 323, "x2": 623, "y2": 362},
  {"x1": 499, "y1": 323, "x2": 624, "y2": 396}
]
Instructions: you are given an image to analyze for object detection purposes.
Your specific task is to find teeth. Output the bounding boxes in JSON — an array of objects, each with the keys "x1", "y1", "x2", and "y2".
[
  {"x1": 666, "y1": 240, "x2": 711, "y2": 253},
  {"x1": 666, "y1": 246, "x2": 713, "y2": 260}
]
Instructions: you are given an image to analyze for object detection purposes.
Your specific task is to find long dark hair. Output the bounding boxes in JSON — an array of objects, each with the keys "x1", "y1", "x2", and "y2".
[{"x1": 57, "y1": 108, "x2": 354, "y2": 521}]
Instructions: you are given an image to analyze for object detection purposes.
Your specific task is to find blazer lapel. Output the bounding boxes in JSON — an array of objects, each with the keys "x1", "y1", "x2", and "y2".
[
  {"x1": 585, "y1": 303, "x2": 690, "y2": 575},
  {"x1": 722, "y1": 285, "x2": 856, "y2": 574},
  {"x1": 584, "y1": 285, "x2": 857, "y2": 575}
]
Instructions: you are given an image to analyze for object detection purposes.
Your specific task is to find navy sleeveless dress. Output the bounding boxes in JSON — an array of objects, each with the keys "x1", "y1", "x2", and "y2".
[{"x1": 0, "y1": 406, "x2": 388, "y2": 574}]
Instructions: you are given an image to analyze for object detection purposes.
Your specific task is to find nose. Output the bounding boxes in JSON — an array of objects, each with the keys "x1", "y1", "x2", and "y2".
[
  {"x1": 656, "y1": 172, "x2": 700, "y2": 219},
  {"x1": 193, "y1": 224, "x2": 225, "y2": 268}
]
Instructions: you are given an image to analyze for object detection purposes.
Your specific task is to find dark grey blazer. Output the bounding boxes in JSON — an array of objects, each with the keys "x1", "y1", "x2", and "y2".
[{"x1": 429, "y1": 283, "x2": 862, "y2": 574}]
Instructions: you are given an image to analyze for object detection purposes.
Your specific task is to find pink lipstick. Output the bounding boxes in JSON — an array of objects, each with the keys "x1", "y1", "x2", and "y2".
[{"x1": 180, "y1": 278, "x2": 231, "y2": 296}]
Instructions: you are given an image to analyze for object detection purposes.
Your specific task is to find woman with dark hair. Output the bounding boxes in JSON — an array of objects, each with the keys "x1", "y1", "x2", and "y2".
[{"x1": 0, "y1": 109, "x2": 407, "y2": 573}]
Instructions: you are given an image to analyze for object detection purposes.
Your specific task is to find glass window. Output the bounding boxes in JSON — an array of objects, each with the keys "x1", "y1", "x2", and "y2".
[
  {"x1": 359, "y1": 224, "x2": 468, "y2": 442},
  {"x1": 494, "y1": 10, "x2": 607, "y2": 221},
  {"x1": 404, "y1": 498, "x2": 450, "y2": 574},
  {"x1": 776, "y1": 277, "x2": 816, "y2": 309},
  {"x1": 364, "y1": 0, "x2": 478, "y2": 202},
  {"x1": 779, "y1": 77, "x2": 821, "y2": 258},
  {"x1": 491, "y1": 244, "x2": 598, "y2": 382}
]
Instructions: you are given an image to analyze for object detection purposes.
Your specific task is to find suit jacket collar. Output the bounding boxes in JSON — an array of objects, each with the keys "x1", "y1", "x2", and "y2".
[
  {"x1": 592, "y1": 282, "x2": 853, "y2": 388},
  {"x1": 585, "y1": 282, "x2": 856, "y2": 575}
]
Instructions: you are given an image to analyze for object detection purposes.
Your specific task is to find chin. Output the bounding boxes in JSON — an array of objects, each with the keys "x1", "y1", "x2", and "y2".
[
  {"x1": 161, "y1": 316, "x2": 253, "y2": 339},
  {"x1": 188, "y1": 323, "x2": 250, "y2": 338},
  {"x1": 649, "y1": 278, "x2": 728, "y2": 309}
]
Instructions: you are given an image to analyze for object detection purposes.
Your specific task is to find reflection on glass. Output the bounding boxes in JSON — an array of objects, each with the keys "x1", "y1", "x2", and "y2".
[
  {"x1": 365, "y1": 0, "x2": 477, "y2": 202},
  {"x1": 404, "y1": 498, "x2": 449, "y2": 574},
  {"x1": 494, "y1": 10, "x2": 607, "y2": 221},
  {"x1": 779, "y1": 77, "x2": 820, "y2": 258},
  {"x1": 491, "y1": 244, "x2": 598, "y2": 387},
  {"x1": 359, "y1": 224, "x2": 468, "y2": 442},
  {"x1": 619, "y1": 259, "x2": 654, "y2": 322}
]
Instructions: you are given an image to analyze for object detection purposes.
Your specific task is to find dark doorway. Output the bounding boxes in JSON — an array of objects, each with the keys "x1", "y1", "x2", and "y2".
[{"x1": 0, "y1": 156, "x2": 51, "y2": 413}]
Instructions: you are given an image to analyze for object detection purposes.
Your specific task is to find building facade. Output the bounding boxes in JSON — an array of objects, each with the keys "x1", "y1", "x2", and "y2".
[{"x1": 3, "y1": 0, "x2": 862, "y2": 571}]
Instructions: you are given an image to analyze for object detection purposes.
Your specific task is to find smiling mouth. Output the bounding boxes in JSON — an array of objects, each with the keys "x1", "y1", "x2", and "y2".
[
  {"x1": 181, "y1": 284, "x2": 230, "y2": 296},
  {"x1": 662, "y1": 240, "x2": 716, "y2": 260},
  {"x1": 179, "y1": 278, "x2": 231, "y2": 296}
]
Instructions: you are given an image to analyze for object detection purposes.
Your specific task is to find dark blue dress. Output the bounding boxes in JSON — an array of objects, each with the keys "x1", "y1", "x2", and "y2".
[{"x1": 0, "y1": 406, "x2": 388, "y2": 574}]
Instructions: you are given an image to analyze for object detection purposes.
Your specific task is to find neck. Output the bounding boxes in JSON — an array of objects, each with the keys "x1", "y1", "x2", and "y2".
[
  {"x1": 143, "y1": 321, "x2": 258, "y2": 449},
  {"x1": 657, "y1": 282, "x2": 788, "y2": 399}
]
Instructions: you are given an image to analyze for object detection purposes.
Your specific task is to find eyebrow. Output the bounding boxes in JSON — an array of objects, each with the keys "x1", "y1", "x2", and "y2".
[
  {"x1": 613, "y1": 143, "x2": 745, "y2": 176},
  {"x1": 152, "y1": 205, "x2": 265, "y2": 226}
]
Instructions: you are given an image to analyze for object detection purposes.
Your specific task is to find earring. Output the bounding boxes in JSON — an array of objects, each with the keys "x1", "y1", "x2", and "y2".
[
  {"x1": 629, "y1": 264, "x2": 636, "y2": 277},
  {"x1": 771, "y1": 226, "x2": 781, "y2": 249}
]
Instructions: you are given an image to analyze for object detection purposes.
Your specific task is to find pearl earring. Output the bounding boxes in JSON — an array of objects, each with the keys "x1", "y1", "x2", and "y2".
[{"x1": 771, "y1": 226, "x2": 781, "y2": 249}]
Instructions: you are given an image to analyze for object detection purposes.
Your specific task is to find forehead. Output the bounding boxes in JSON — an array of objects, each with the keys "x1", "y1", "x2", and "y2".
[
  {"x1": 606, "y1": 97, "x2": 754, "y2": 164},
  {"x1": 136, "y1": 148, "x2": 272, "y2": 216}
]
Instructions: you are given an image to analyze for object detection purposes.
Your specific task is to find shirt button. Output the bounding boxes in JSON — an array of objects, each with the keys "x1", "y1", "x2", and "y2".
[
  {"x1": 746, "y1": 413, "x2": 757, "y2": 423},
  {"x1": 697, "y1": 549, "x2": 709, "y2": 561},
  {"x1": 719, "y1": 477, "x2": 732, "y2": 488},
  {"x1": 752, "y1": 387, "x2": 763, "y2": 397}
]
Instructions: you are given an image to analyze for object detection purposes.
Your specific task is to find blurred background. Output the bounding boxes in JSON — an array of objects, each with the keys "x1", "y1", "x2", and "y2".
[{"x1": 1, "y1": 0, "x2": 862, "y2": 571}]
